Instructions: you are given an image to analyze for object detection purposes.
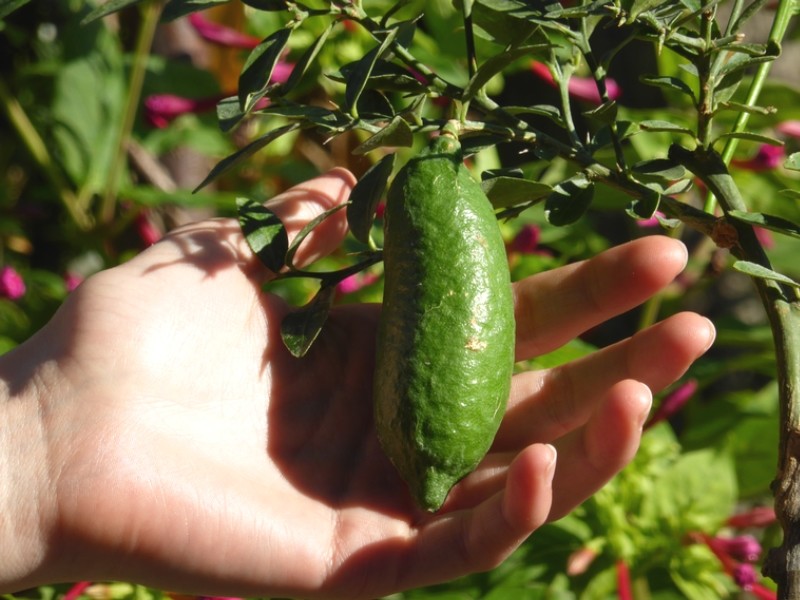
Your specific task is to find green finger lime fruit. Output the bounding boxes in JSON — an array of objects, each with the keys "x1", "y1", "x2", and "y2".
[{"x1": 374, "y1": 130, "x2": 516, "y2": 512}]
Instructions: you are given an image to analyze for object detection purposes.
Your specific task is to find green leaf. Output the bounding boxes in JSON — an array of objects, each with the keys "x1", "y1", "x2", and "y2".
[
  {"x1": 162, "y1": 0, "x2": 229, "y2": 21},
  {"x1": 786, "y1": 152, "x2": 800, "y2": 172},
  {"x1": 639, "y1": 120, "x2": 695, "y2": 136},
  {"x1": 344, "y1": 28, "x2": 401, "y2": 115},
  {"x1": 82, "y1": 0, "x2": 144, "y2": 23},
  {"x1": 347, "y1": 154, "x2": 396, "y2": 243},
  {"x1": 281, "y1": 284, "x2": 336, "y2": 357},
  {"x1": 194, "y1": 123, "x2": 300, "y2": 192},
  {"x1": 728, "y1": 210, "x2": 800, "y2": 240},
  {"x1": 713, "y1": 131, "x2": 784, "y2": 147},
  {"x1": 354, "y1": 116, "x2": 413, "y2": 155},
  {"x1": 640, "y1": 75, "x2": 696, "y2": 101},
  {"x1": 481, "y1": 176, "x2": 552, "y2": 209},
  {"x1": 732, "y1": 260, "x2": 800, "y2": 288},
  {"x1": 237, "y1": 197, "x2": 289, "y2": 273},
  {"x1": 463, "y1": 44, "x2": 549, "y2": 101},
  {"x1": 632, "y1": 158, "x2": 687, "y2": 180},
  {"x1": 241, "y1": 0, "x2": 289, "y2": 9},
  {"x1": 582, "y1": 100, "x2": 618, "y2": 124},
  {"x1": 0, "y1": 0, "x2": 30, "y2": 19},
  {"x1": 627, "y1": 190, "x2": 661, "y2": 219},
  {"x1": 545, "y1": 175, "x2": 594, "y2": 226},
  {"x1": 332, "y1": 60, "x2": 427, "y2": 94},
  {"x1": 285, "y1": 203, "x2": 349, "y2": 270},
  {"x1": 238, "y1": 27, "x2": 292, "y2": 113},
  {"x1": 279, "y1": 21, "x2": 334, "y2": 96}
]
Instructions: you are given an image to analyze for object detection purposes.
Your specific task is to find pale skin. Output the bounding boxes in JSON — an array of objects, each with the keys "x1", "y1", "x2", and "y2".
[{"x1": 0, "y1": 168, "x2": 715, "y2": 600}]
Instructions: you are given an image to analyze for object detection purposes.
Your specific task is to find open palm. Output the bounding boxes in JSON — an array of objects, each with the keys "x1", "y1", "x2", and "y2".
[{"x1": 28, "y1": 169, "x2": 714, "y2": 600}]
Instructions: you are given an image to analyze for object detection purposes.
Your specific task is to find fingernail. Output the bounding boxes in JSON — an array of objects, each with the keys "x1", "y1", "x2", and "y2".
[
  {"x1": 543, "y1": 444, "x2": 557, "y2": 481},
  {"x1": 702, "y1": 317, "x2": 717, "y2": 353},
  {"x1": 638, "y1": 385, "x2": 654, "y2": 428}
]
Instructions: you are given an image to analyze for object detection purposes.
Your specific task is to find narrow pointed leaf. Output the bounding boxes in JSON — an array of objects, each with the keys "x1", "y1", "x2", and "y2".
[
  {"x1": 463, "y1": 45, "x2": 548, "y2": 100},
  {"x1": 284, "y1": 203, "x2": 349, "y2": 270},
  {"x1": 481, "y1": 176, "x2": 551, "y2": 209},
  {"x1": 162, "y1": 0, "x2": 229, "y2": 21},
  {"x1": 217, "y1": 96, "x2": 244, "y2": 133},
  {"x1": 194, "y1": 123, "x2": 300, "y2": 192},
  {"x1": 237, "y1": 197, "x2": 289, "y2": 273},
  {"x1": 354, "y1": 116, "x2": 413, "y2": 154},
  {"x1": 732, "y1": 261, "x2": 800, "y2": 289},
  {"x1": 81, "y1": 0, "x2": 143, "y2": 23},
  {"x1": 0, "y1": 0, "x2": 31, "y2": 19},
  {"x1": 345, "y1": 28, "x2": 400, "y2": 114},
  {"x1": 627, "y1": 190, "x2": 661, "y2": 219},
  {"x1": 639, "y1": 120, "x2": 695, "y2": 136},
  {"x1": 348, "y1": 154, "x2": 396, "y2": 243},
  {"x1": 640, "y1": 75, "x2": 696, "y2": 101},
  {"x1": 239, "y1": 27, "x2": 292, "y2": 112},
  {"x1": 728, "y1": 210, "x2": 800, "y2": 240},
  {"x1": 281, "y1": 284, "x2": 337, "y2": 357},
  {"x1": 713, "y1": 131, "x2": 783, "y2": 146},
  {"x1": 280, "y1": 21, "x2": 334, "y2": 96}
]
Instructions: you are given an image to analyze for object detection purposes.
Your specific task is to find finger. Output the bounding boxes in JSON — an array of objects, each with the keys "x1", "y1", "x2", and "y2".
[
  {"x1": 497, "y1": 311, "x2": 715, "y2": 449},
  {"x1": 513, "y1": 236, "x2": 688, "y2": 361},
  {"x1": 398, "y1": 444, "x2": 556, "y2": 591},
  {"x1": 547, "y1": 380, "x2": 650, "y2": 521}
]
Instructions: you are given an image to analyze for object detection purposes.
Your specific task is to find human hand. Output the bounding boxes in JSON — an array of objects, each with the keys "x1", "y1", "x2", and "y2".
[{"x1": 0, "y1": 168, "x2": 714, "y2": 599}]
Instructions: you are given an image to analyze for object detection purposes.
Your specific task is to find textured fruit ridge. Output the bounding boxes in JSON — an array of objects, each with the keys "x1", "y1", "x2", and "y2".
[{"x1": 373, "y1": 132, "x2": 516, "y2": 512}]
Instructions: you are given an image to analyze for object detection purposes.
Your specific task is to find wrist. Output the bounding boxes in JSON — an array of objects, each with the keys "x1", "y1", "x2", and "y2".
[{"x1": 0, "y1": 342, "x2": 59, "y2": 593}]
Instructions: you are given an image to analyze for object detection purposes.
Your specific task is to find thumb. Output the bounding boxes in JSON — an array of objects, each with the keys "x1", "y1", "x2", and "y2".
[{"x1": 264, "y1": 167, "x2": 355, "y2": 272}]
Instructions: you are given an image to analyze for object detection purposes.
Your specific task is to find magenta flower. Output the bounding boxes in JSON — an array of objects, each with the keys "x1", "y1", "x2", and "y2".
[
  {"x1": 143, "y1": 93, "x2": 224, "y2": 128},
  {"x1": 64, "y1": 272, "x2": 84, "y2": 292},
  {"x1": 616, "y1": 560, "x2": 633, "y2": 600},
  {"x1": 62, "y1": 581, "x2": 92, "y2": 600},
  {"x1": 530, "y1": 60, "x2": 621, "y2": 105},
  {"x1": 636, "y1": 210, "x2": 666, "y2": 228},
  {"x1": 508, "y1": 224, "x2": 541, "y2": 254},
  {"x1": 336, "y1": 271, "x2": 379, "y2": 296},
  {"x1": 188, "y1": 12, "x2": 260, "y2": 49},
  {"x1": 731, "y1": 144, "x2": 785, "y2": 172},
  {"x1": 135, "y1": 211, "x2": 162, "y2": 247},
  {"x1": 733, "y1": 563, "x2": 759, "y2": 589},
  {"x1": 0, "y1": 265, "x2": 25, "y2": 300},
  {"x1": 644, "y1": 378, "x2": 698, "y2": 429},
  {"x1": 708, "y1": 534, "x2": 762, "y2": 562}
]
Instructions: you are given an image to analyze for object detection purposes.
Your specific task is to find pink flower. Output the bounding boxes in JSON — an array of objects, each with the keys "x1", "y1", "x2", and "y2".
[
  {"x1": 636, "y1": 210, "x2": 666, "y2": 228},
  {"x1": 645, "y1": 378, "x2": 698, "y2": 429},
  {"x1": 0, "y1": 266, "x2": 25, "y2": 300},
  {"x1": 566, "y1": 546, "x2": 598, "y2": 576},
  {"x1": 530, "y1": 60, "x2": 621, "y2": 105},
  {"x1": 135, "y1": 211, "x2": 162, "y2": 247},
  {"x1": 508, "y1": 224, "x2": 541, "y2": 254},
  {"x1": 188, "y1": 12, "x2": 260, "y2": 49},
  {"x1": 63, "y1": 581, "x2": 92, "y2": 600},
  {"x1": 616, "y1": 560, "x2": 633, "y2": 600},
  {"x1": 776, "y1": 120, "x2": 800, "y2": 139},
  {"x1": 731, "y1": 144, "x2": 785, "y2": 172},
  {"x1": 143, "y1": 93, "x2": 224, "y2": 128},
  {"x1": 64, "y1": 272, "x2": 84, "y2": 292},
  {"x1": 708, "y1": 535, "x2": 762, "y2": 562},
  {"x1": 733, "y1": 563, "x2": 759, "y2": 589},
  {"x1": 336, "y1": 272, "x2": 379, "y2": 296}
]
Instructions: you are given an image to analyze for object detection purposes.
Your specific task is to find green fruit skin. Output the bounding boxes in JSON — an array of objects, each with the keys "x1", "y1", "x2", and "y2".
[{"x1": 374, "y1": 134, "x2": 515, "y2": 512}]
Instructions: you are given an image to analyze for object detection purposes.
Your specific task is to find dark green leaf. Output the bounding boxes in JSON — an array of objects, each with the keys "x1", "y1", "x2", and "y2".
[
  {"x1": 504, "y1": 104, "x2": 564, "y2": 126},
  {"x1": 632, "y1": 158, "x2": 687, "y2": 180},
  {"x1": 217, "y1": 96, "x2": 244, "y2": 133},
  {"x1": 281, "y1": 284, "x2": 337, "y2": 357},
  {"x1": 463, "y1": 44, "x2": 549, "y2": 100},
  {"x1": 344, "y1": 28, "x2": 401, "y2": 115},
  {"x1": 0, "y1": 0, "x2": 30, "y2": 19},
  {"x1": 242, "y1": 0, "x2": 288, "y2": 9},
  {"x1": 354, "y1": 116, "x2": 413, "y2": 155},
  {"x1": 238, "y1": 27, "x2": 292, "y2": 113},
  {"x1": 639, "y1": 120, "x2": 695, "y2": 136},
  {"x1": 785, "y1": 152, "x2": 800, "y2": 172},
  {"x1": 639, "y1": 75, "x2": 696, "y2": 101},
  {"x1": 582, "y1": 100, "x2": 617, "y2": 124},
  {"x1": 81, "y1": 0, "x2": 144, "y2": 23},
  {"x1": 331, "y1": 60, "x2": 427, "y2": 93},
  {"x1": 237, "y1": 197, "x2": 289, "y2": 273},
  {"x1": 194, "y1": 123, "x2": 300, "y2": 191},
  {"x1": 545, "y1": 175, "x2": 594, "y2": 226},
  {"x1": 713, "y1": 100, "x2": 777, "y2": 117},
  {"x1": 347, "y1": 154, "x2": 396, "y2": 244},
  {"x1": 279, "y1": 21, "x2": 334, "y2": 96},
  {"x1": 481, "y1": 176, "x2": 552, "y2": 209},
  {"x1": 712, "y1": 131, "x2": 783, "y2": 147},
  {"x1": 162, "y1": 0, "x2": 229, "y2": 21},
  {"x1": 626, "y1": 190, "x2": 661, "y2": 219},
  {"x1": 732, "y1": 261, "x2": 800, "y2": 288},
  {"x1": 257, "y1": 104, "x2": 346, "y2": 129},
  {"x1": 727, "y1": 210, "x2": 800, "y2": 240}
]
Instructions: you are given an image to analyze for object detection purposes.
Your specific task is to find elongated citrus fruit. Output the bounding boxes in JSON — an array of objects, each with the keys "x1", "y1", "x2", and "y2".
[{"x1": 374, "y1": 130, "x2": 515, "y2": 512}]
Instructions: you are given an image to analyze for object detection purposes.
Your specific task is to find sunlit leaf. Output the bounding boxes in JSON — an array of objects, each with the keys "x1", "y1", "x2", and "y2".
[
  {"x1": 238, "y1": 27, "x2": 292, "y2": 112},
  {"x1": 344, "y1": 28, "x2": 401, "y2": 115},
  {"x1": 785, "y1": 152, "x2": 800, "y2": 172},
  {"x1": 733, "y1": 261, "x2": 800, "y2": 289},
  {"x1": 237, "y1": 197, "x2": 288, "y2": 273},
  {"x1": 281, "y1": 284, "x2": 337, "y2": 357},
  {"x1": 278, "y1": 21, "x2": 334, "y2": 96},
  {"x1": 728, "y1": 210, "x2": 800, "y2": 240},
  {"x1": 354, "y1": 116, "x2": 413, "y2": 154},
  {"x1": 640, "y1": 120, "x2": 695, "y2": 136},
  {"x1": 285, "y1": 203, "x2": 349, "y2": 270},
  {"x1": 348, "y1": 154, "x2": 396, "y2": 243},
  {"x1": 481, "y1": 176, "x2": 551, "y2": 209}
]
